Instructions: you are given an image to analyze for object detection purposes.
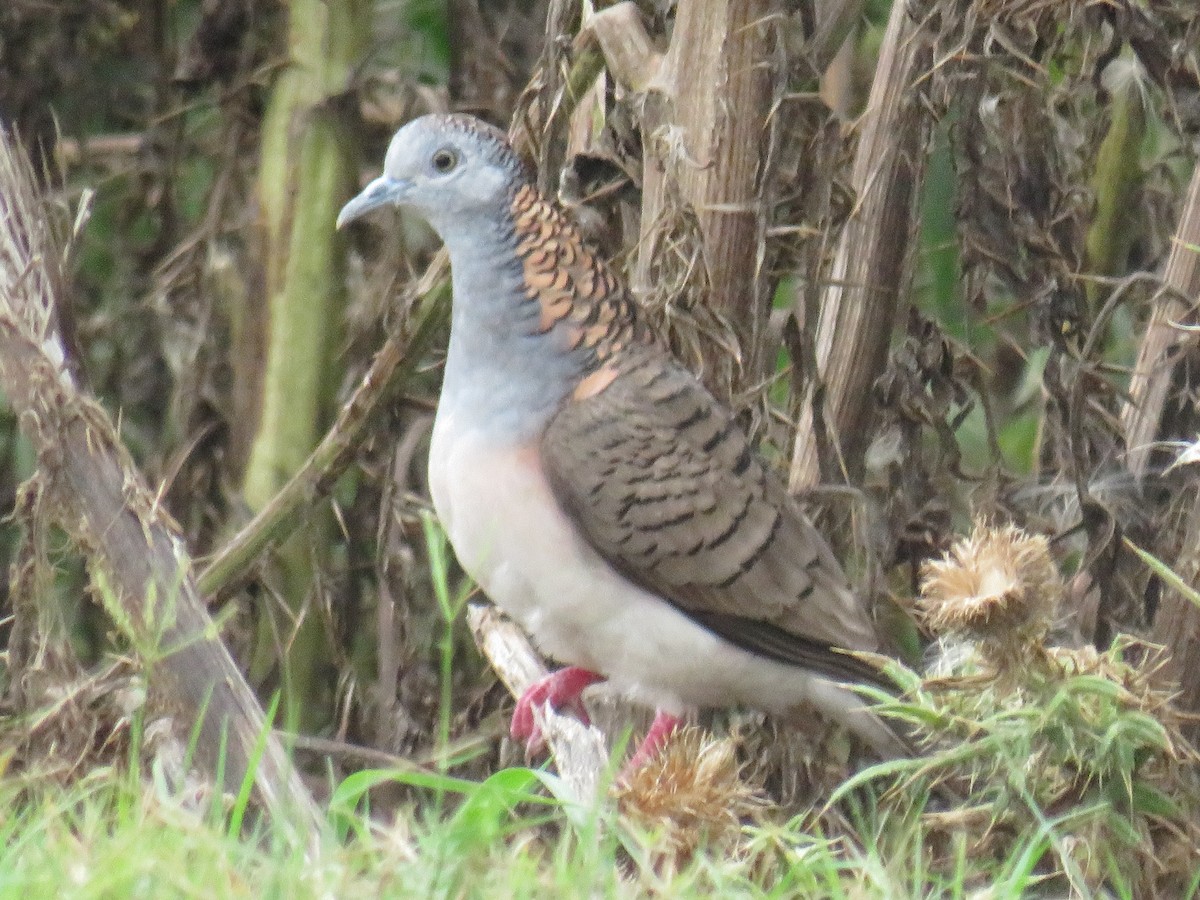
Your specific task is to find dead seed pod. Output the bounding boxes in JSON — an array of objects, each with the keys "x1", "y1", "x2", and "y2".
[
  {"x1": 919, "y1": 521, "x2": 1063, "y2": 675},
  {"x1": 614, "y1": 728, "x2": 764, "y2": 875}
]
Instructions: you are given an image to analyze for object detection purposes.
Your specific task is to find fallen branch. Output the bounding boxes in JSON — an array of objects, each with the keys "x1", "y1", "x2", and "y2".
[{"x1": 0, "y1": 128, "x2": 322, "y2": 841}]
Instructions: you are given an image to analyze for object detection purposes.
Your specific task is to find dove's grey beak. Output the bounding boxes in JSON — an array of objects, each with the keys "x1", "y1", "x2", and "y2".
[{"x1": 336, "y1": 175, "x2": 410, "y2": 229}]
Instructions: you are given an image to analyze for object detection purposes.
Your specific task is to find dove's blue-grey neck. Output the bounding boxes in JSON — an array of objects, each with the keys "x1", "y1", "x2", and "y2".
[{"x1": 435, "y1": 207, "x2": 581, "y2": 443}]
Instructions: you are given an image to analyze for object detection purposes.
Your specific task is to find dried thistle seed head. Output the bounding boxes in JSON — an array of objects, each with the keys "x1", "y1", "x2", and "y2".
[
  {"x1": 614, "y1": 728, "x2": 762, "y2": 865},
  {"x1": 919, "y1": 522, "x2": 1062, "y2": 641}
]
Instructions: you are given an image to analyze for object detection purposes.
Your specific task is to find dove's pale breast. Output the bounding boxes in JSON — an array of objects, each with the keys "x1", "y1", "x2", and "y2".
[{"x1": 427, "y1": 400, "x2": 881, "y2": 721}]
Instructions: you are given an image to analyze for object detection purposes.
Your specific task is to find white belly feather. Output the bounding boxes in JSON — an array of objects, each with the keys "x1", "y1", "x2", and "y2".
[{"x1": 427, "y1": 407, "x2": 871, "y2": 724}]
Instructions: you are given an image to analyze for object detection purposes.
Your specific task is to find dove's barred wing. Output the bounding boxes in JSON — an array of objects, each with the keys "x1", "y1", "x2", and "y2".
[{"x1": 540, "y1": 343, "x2": 885, "y2": 685}]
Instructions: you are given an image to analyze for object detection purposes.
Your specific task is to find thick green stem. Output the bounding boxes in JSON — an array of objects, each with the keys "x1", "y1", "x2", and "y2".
[
  {"x1": 1086, "y1": 60, "x2": 1146, "y2": 311},
  {"x1": 243, "y1": 0, "x2": 368, "y2": 730}
]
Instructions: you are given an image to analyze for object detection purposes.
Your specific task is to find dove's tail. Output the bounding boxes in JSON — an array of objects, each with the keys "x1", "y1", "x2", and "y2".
[{"x1": 804, "y1": 677, "x2": 915, "y2": 760}]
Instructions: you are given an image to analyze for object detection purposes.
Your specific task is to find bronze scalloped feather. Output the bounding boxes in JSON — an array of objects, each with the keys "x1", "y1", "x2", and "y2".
[{"x1": 509, "y1": 183, "x2": 653, "y2": 391}]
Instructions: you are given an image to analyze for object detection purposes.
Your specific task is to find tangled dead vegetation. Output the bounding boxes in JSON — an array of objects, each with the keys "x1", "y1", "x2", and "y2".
[{"x1": 853, "y1": 521, "x2": 1200, "y2": 897}]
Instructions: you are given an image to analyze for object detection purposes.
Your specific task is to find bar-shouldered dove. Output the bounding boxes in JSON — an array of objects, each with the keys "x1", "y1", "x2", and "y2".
[{"x1": 338, "y1": 113, "x2": 908, "y2": 767}]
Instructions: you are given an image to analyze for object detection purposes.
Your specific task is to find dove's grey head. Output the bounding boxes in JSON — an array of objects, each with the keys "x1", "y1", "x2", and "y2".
[
  {"x1": 336, "y1": 114, "x2": 529, "y2": 246},
  {"x1": 340, "y1": 113, "x2": 582, "y2": 436}
]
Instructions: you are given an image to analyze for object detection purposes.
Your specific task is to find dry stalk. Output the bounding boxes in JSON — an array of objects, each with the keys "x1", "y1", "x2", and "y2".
[
  {"x1": 0, "y1": 129, "x2": 322, "y2": 841},
  {"x1": 789, "y1": 0, "x2": 932, "y2": 490},
  {"x1": 589, "y1": 0, "x2": 782, "y2": 396},
  {"x1": 1119, "y1": 157, "x2": 1200, "y2": 725},
  {"x1": 1122, "y1": 164, "x2": 1200, "y2": 478},
  {"x1": 198, "y1": 254, "x2": 450, "y2": 598}
]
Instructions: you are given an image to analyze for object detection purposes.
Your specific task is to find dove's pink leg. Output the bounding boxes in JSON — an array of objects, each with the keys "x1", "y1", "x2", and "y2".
[
  {"x1": 624, "y1": 710, "x2": 684, "y2": 772},
  {"x1": 511, "y1": 666, "x2": 604, "y2": 754}
]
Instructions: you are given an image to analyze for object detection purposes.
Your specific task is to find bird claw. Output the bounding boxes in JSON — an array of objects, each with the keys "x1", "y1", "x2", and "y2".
[
  {"x1": 510, "y1": 666, "x2": 604, "y2": 757},
  {"x1": 620, "y1": 710, "x2": 684, "y2": 779}
]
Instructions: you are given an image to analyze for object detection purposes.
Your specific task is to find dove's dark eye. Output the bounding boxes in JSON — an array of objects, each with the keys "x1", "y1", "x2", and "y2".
[{"x1": 432, "y1": 148, "x2": 459, "y2": 173}]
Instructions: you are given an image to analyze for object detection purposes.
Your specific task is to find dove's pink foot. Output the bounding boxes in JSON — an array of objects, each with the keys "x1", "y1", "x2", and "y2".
[
  {"x1": 624, "y1": 710, "x2": 684, "y2": 773},
  {"x1": 511, "y1": 666, "x2": 605, "y2": 755}
]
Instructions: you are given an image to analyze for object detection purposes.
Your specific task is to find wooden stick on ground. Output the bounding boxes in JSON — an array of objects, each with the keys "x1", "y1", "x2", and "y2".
[{"x1": 467, "y1": 603, "x2": 610, "y2": 800}]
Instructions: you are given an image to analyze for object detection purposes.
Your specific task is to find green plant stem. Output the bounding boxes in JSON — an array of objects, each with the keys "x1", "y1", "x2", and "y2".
[
  {"x1": 1085, "y1": 62, "x2": 1146, "y2": 312},
  {"x1": 241, "y1": 0, "x2": 371, "y2": 730}
]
